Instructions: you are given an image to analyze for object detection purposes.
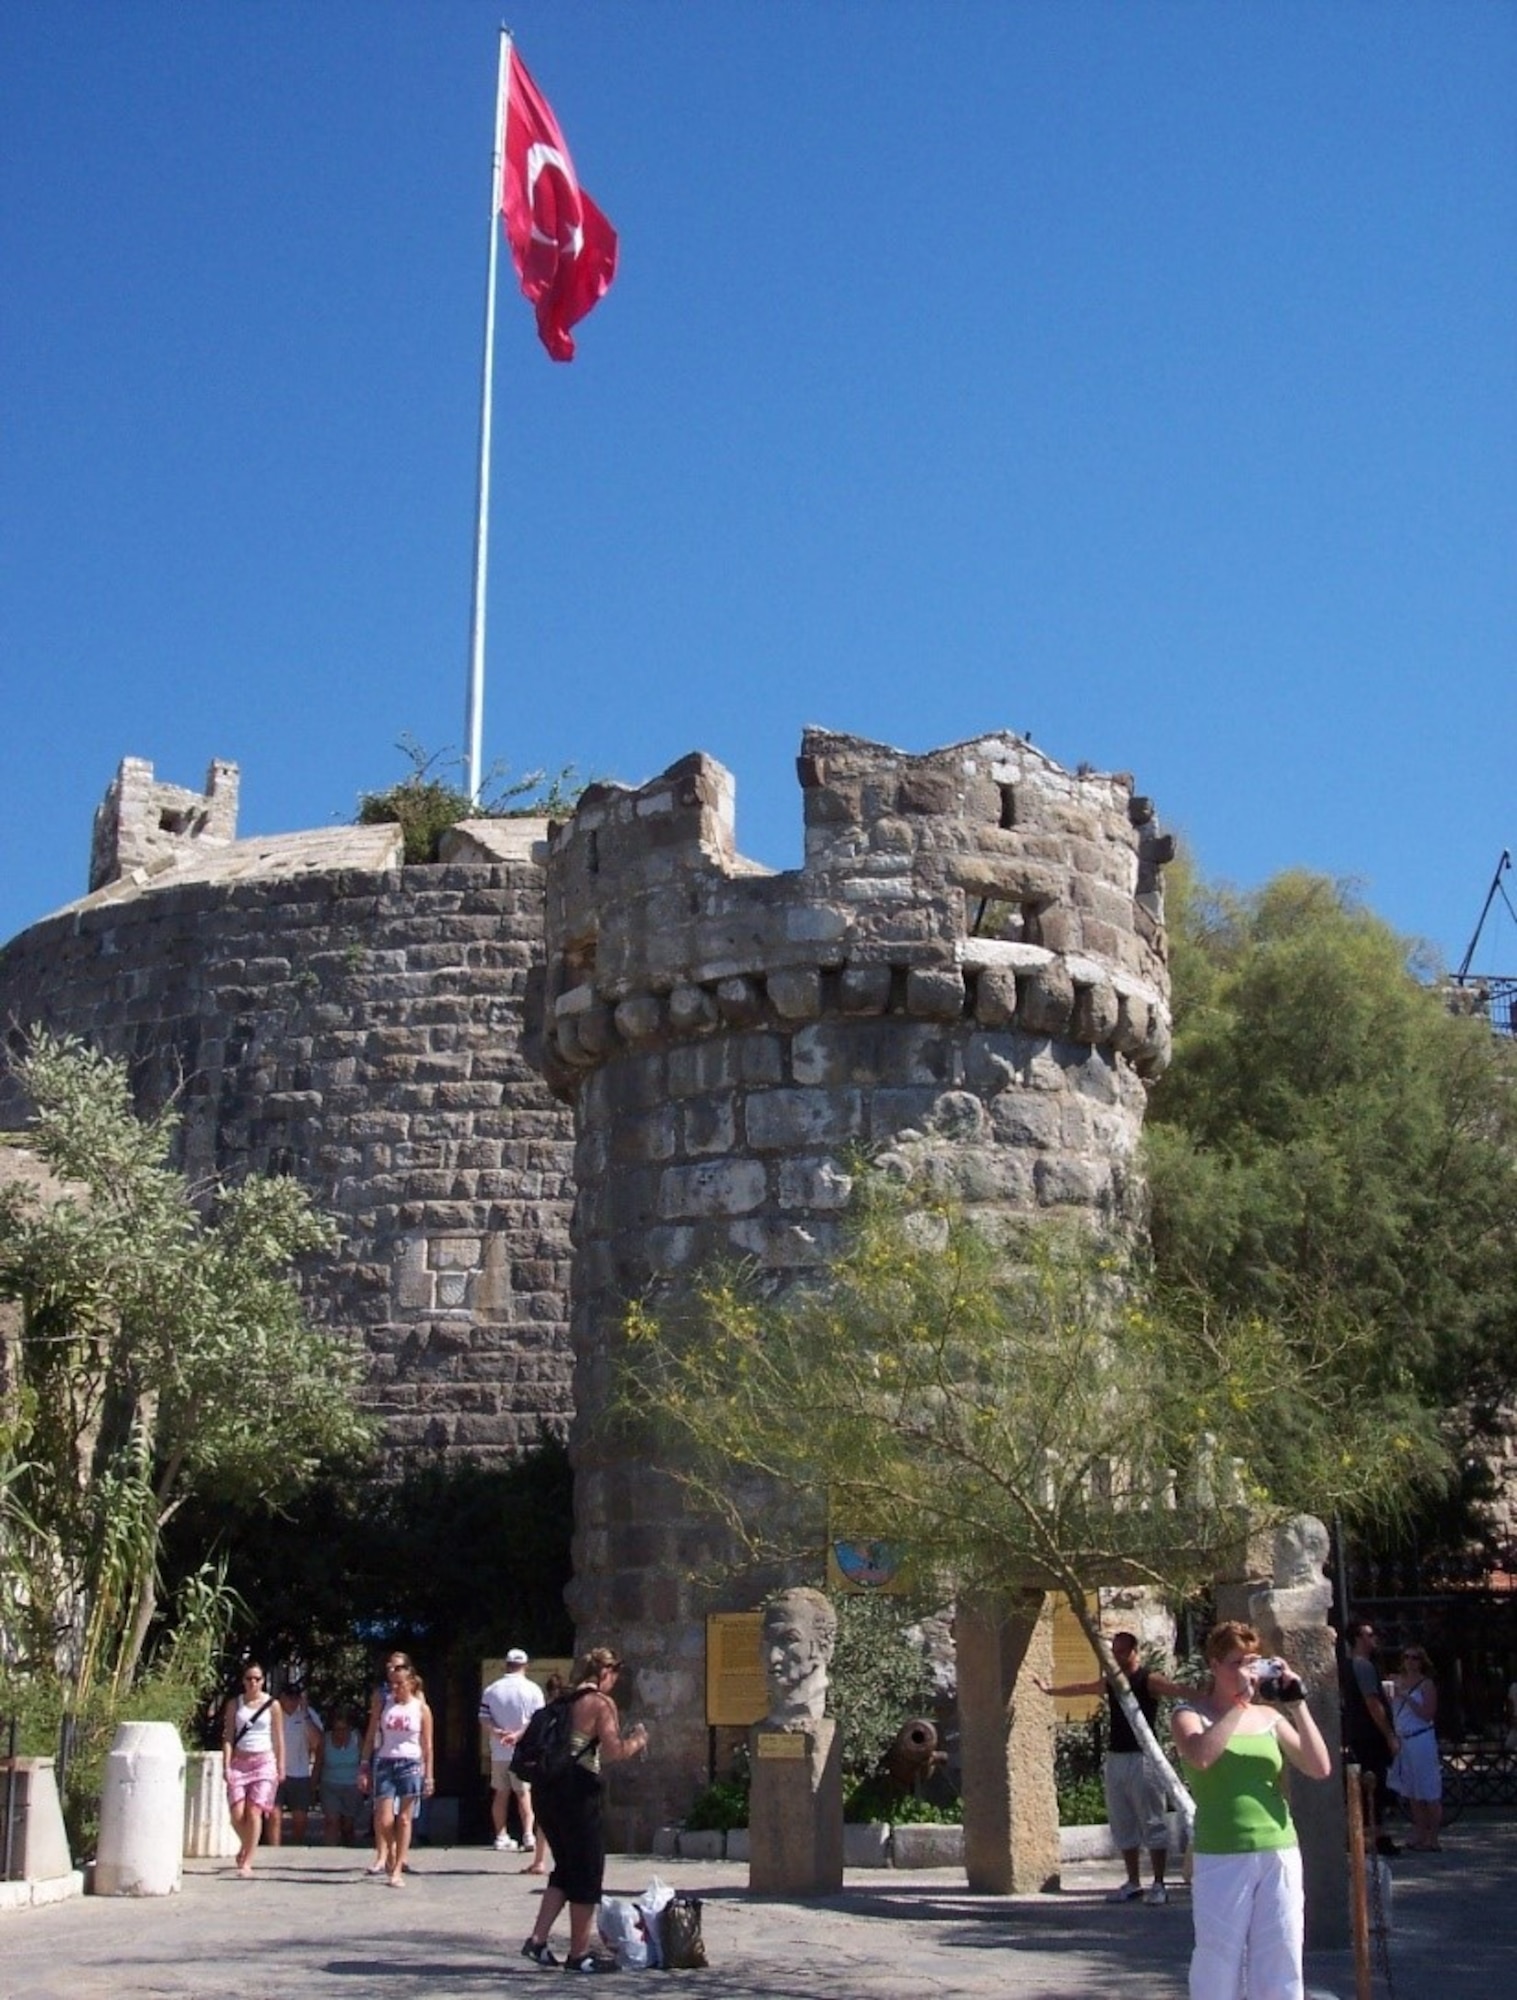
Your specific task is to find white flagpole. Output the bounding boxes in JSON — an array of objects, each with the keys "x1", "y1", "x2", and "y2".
[{"x1": 464, "y1": 29, "x2": 511, "y2": 807}]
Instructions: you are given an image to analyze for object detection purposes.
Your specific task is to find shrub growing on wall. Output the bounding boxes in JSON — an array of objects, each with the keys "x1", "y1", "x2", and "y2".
[{"x1": 356, "y1": 737, "x2": 581, "y2": 863}]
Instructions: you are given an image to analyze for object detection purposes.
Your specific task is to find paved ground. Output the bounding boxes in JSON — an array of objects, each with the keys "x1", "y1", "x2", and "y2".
[{"x1": 4, "y1": 1815, "x2": 1512, "y2": 1999}]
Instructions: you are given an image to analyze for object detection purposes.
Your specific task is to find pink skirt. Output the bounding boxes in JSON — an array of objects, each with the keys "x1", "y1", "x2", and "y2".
[{"x1": 226, "y1": 1751, "x2": 279, "y2": 1812}]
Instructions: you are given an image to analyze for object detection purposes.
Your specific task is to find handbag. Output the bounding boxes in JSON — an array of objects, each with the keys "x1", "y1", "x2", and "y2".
[{"x1": 659, "y1": 1893, "x2": 708, "y2": 1970}]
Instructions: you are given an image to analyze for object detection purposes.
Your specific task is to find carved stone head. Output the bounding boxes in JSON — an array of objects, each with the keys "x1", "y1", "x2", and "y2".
[{"x1": 761, "y1": 1587, "x2": 838, "y2": 1727}]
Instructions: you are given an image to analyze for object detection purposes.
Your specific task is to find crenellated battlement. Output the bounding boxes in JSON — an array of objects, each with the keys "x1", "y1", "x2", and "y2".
[
  {"x1": 541, "y1": 729, "x2": 1174, "y2": 1088},
  {"x1": 88, "y1": 755, "x2": 241, "y2": 893}
]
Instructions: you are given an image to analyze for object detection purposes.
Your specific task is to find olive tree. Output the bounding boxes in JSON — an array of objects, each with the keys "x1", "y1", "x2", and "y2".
[{"x1": 0, "y1": 1032, "x2": 373, "y2": 1707}]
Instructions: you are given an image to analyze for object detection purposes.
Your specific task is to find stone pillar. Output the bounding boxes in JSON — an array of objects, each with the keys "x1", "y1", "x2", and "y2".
[
  {"x1": 1249, "y1": 1514, "x2": 1349, "y2": 1950},
  {"x1": 0, "y1": 1757, "x2": 73, "y2": 1882},
  {"x1": 957, "y1": 1591, "x2": 1061, "y2": 1893},
  {"x1": 183, "y1": 1751, "x2": 239, "y2": 1859},
  {"x1": 747, "y1": 1720, "x2": 844, "y2": 1894}
]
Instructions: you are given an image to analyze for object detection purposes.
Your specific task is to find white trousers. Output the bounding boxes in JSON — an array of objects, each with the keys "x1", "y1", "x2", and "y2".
[{"x1": 1189, "y1": 1846, "x2": 1304, "y2": 2000}]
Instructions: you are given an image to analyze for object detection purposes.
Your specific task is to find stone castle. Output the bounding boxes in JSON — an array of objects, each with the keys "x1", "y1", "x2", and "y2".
[{"x1": 0, "y1": 728, "x2": 1173, "y2": 1839}]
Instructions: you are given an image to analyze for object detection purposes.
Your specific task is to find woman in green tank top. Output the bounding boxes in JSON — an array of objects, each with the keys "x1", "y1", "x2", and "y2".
[{"x1": 1172, "y1": 1620, "x2": 1331, "y2": 1999}]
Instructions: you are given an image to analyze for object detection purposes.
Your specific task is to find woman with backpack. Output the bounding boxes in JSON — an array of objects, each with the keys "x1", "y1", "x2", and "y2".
[
  {"x1": 520, "y1": 1647, "x2": 649, "y2": 1973},
  {"x1": 222, "y1": 1660, "x2": 285, "y2": 1878}
]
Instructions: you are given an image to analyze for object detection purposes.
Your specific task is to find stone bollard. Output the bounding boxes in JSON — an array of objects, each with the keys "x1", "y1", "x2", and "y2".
[
  {"x1": 0, "y1": 1756, "x2": 74, "y2": 1884},
  {"x1": 95, "y1": 1722, "x2": 186, "y2": 1895},
  {"x1": 183, "y1": 1750, "x2": 239, "y2": 1859}
]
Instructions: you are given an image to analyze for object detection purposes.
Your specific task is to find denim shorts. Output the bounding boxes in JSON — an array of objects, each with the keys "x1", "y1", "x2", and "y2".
[{"x1": 373, "y1": 1756, "x2": 424, "y2": 1802}]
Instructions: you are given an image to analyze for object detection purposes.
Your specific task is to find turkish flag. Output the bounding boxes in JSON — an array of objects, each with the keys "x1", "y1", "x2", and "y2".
[{"x1": 502, "y1": 47, "x2": 618, "y2": 362}]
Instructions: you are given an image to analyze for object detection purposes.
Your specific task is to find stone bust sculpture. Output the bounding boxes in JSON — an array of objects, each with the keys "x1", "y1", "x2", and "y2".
[{"x1": 761, "y1": 1587, "x2": 838, "y2": 1729}]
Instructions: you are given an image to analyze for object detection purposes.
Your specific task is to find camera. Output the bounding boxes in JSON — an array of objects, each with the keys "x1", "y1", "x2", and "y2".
[{"x1": 1251, "y1": 1658, "x2": 1304, "y2": 1702}]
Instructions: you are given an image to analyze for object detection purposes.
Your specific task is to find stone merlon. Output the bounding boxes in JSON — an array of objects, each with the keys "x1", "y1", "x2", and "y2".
[{"x1": 540, "y1": 729, "x2": 1173, "y2": 1089}]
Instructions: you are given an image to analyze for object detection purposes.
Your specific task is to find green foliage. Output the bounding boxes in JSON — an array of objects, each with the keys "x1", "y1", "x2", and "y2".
[
  {"x1": 843, "y1": 1776, "x2": 962, "y2": 1824},
  {"x1": 683, "y1": 1773, "x2": 751, "y2": 1833},
  {"x1": 160, "y1": 1438, "x2": 576, "y2": 1708},
  {"x1": 0, "y1": 1031, "x2": 371, "y2": 1710},
  {"x1": 1147, "y1": 863, "x2": 1517, "y2": 1526},
  {"x1": 355, "y1": 735, "x2": 583, "y2": 863},
  {"x1": 620, "y1": 1172, "x2": 1444, "y2": 1629},
  {"x1": 0, "y1": 1561, "x2": 235, "y2": 1856},
  {"x1": 1056, "y1": 1774, "x2": 1108, "y2": 1827},
  {"x1": 825, "y1": 1592, "x2": 938, "y2": 1785},
  {"x1": 1053, "y1": 1717, "x2": 1106, "y2": 1826}
]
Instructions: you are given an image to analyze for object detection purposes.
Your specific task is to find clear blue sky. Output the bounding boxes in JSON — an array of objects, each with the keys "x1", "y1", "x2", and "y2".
[{"x1": 3, "y1": 1, "x2": 1514, "y2": 973}]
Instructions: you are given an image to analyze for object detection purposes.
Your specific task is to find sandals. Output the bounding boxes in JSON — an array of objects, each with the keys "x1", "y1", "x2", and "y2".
[
  {"x1": 564, "y1": 1954, "x2": 619, "y2": 1974},
  {"x1": 521, "y1": 1939, "x2": 559, "y2": 1967}
]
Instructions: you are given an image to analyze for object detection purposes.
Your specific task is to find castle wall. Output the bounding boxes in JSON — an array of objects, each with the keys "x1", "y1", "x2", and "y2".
[
  {"x1": 1, "y1": 732, "x2": 1174, "y2": 1845},
  {"x1": 537, "y1": 729, "x2": 1172, "y2": 1840},
  {"x1": 0, "y1": 832, "x2": 576, "y2": 1456}
]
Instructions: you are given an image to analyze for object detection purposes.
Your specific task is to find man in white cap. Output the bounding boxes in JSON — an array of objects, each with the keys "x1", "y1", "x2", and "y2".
[{"x1": 479, "y1": 1649, "x2": 545, "y2": 1852}]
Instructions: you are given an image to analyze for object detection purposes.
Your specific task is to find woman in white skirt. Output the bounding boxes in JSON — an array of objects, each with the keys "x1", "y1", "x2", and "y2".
[{"x1": 1387, "y1": 1645, "x2": 1442, "y2": 1851}]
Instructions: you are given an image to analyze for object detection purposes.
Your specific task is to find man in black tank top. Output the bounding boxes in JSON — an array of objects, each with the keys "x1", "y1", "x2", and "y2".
[{"x1": 1039, "y1": 1630, "x2": 1189, "y2": 1904}]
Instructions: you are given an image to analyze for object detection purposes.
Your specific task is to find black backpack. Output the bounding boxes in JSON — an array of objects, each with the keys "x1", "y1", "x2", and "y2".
[{"x1": 512, "y1": 1695, "x2": 586, "y2": 1788}]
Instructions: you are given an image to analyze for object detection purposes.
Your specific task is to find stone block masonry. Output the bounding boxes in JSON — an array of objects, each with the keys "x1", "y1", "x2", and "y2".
[
  {"x1": 0, "y1": 761, "x2": 575, "y2": 1457},
  {"x1": 0, "y1": 733, "x2": 1172, "y2": 1855},
  {"x1": 537, "y1": 728, "x2": 1173, "y2": 1843}
]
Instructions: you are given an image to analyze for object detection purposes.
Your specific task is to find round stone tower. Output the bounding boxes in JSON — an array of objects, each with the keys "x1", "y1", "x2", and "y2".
[
  {"x1": 0, "y1": 758, "x2": 577, "y2": 1456},
  {"x1": 538, "y1": 727, "x2": 1173, "y2": 1840}
]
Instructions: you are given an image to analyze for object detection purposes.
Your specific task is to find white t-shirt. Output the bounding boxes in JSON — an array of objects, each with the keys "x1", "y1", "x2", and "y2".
[
  {"x1": 280, "y1": 1699, "x2": 324, "y2": 1779},
  {"x1": 479, "y1": 1671, "x2": 544, "y2": 1766}
]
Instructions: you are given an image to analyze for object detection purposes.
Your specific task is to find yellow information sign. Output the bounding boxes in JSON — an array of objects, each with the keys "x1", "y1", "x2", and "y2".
[
  {"x1": 1047, "y1": 1605, "x2": 1103, "y2": 1723},
  {"x1": 755, "y1": 1731, "x2": 808, "y2": 1759},
  {"x1": 705, "y1": 1612, "x2": 768, "y2": 1727}
]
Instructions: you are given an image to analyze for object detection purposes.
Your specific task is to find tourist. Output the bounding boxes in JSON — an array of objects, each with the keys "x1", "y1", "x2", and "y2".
[
  {"x1": 1036, "y1": 1629, "x2": 1190, "y2": 1904},
  {"x1": 222, "y1": 1661, "x2": 284, "y2": 1879},
  {"x1": 319, "y1": 1704, "x2": 364, "y2": 1845},
  {"x1": 359, "y1": 1651, "x2": 434, "y2": 1887},
  {"x1": 1388, "y1": 1644, "x2": 1442, "y2": 1851},
  {"x1": 520, "y1": 1647, "x2": 649, "y2": 1972},
  {"x1": 479, "y1": 1646, "x2": 544, "y2": 1853},
  {"x1": 523, "y1": 1672, "x2": 564, "y2": 1875},
  {"x1": 269, "y1": 1679, "x2": 323, "y2": 1845},
  {"x1": 1338, "y1": 1620, "x2": 1400, "y2": 1856},
  {"x1": 1172, "y1": 1621, "x2": 1331, "y2": 1999}
]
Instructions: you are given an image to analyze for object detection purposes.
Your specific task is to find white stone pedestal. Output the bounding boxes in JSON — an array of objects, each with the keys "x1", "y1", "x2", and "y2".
[
  {"x1": 183, "y1": 1750, "x2": 239, "y2": 1859},
  {"x1": 95, "y1": 1722, "x2": 185, "y2": 1896}
]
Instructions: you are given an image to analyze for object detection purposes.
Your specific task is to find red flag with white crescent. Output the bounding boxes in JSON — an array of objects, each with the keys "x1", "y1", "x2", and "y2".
[{"x1": 501, "y1": 47, "x2": 618, "y2": 362}]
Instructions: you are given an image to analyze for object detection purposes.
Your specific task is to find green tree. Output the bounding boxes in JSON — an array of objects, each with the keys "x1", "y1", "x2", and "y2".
[
  {"x1": 0, "y1": 1032, "x2": 373, "y2": 1708},
  {"x1": 1146, "y1": 865, "x2": 1517, "y2": 1435},
  {"x1": 620, "y1": 1172, "x2": 1444, "y2": 1803}
]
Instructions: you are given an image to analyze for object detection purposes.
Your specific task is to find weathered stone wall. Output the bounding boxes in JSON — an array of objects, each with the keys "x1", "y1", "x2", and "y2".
[
  {"x1": 537, "y1": 728, "x2": 1173, "y2": 1840},
  {"x1": 0, "y1": 776, "x2": 576, "y2": 1455}
]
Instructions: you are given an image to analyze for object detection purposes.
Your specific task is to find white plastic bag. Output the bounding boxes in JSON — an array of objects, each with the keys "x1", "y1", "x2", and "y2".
[
  {"x1": 635, "y1": 1876, "x2": 675, "y2": 1970},
  {"x1": 598, "y1": 1895, "x2": 650, "y2": 1971}
]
